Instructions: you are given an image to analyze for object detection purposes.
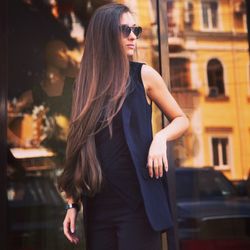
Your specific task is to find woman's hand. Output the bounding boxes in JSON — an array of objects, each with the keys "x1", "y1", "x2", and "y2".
[
  {"x1": 147, "y1": 132, "x2": 168, "y2": 179},
  {"x1": 63, "y1": 208, "x2": 80, "y2": 244}
]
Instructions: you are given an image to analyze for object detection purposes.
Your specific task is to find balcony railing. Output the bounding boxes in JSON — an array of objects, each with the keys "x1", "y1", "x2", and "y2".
[{"x1": 168, "y1": 25, "x2": 184, "y2": 51}]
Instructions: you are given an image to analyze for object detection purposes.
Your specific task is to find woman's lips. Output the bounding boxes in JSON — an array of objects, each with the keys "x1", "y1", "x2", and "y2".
[{"x1": 126, "y1": 44, "x2": 135, "y2": 49}]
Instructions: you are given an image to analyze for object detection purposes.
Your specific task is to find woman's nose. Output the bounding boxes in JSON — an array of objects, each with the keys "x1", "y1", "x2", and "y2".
[{"x1": 128, "y1": 31, "x2": 136, "y2": 40}]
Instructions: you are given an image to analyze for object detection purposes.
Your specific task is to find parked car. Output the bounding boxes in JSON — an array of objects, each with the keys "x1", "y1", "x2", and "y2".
[{"x1": 176, "y1": 167, "x2": 250, "y2": 250}]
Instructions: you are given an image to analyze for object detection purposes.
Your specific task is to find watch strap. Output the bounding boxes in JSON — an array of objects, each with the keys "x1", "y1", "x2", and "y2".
[{"x1": 65, "y1": 203, "x2": 80, "y2": 212}]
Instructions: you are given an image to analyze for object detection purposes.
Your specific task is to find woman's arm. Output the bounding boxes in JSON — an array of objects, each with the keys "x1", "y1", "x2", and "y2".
[
  {"x1": 141, "y1": 64, "x2": 190, "y2": 178},
  {"x1": 16, "y1": 90, "x2": 34, "y2": 111}
]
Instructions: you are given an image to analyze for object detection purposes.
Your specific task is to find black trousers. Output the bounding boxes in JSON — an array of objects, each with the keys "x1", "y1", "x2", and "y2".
[{"x1": 84, "y1": 183, "x2": 161, "y2": 250}]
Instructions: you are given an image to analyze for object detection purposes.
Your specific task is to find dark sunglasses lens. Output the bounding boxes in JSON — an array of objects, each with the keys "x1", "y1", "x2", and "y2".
[
  {"x1": 133, "y1": 27, "x2": 142, "y2": 38},
  {"x1": 121, "y1": 25, "x2": 131, "y2": 37}
]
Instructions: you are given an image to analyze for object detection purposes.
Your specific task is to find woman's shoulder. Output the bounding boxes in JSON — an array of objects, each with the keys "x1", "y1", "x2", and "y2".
[
  {"x1": 140, "y1": 64, "x2": 161, "y2": 81},
  {"x1": 129, "y1": 61, "x2": 156, "y2": 75},
  {"x1": 129, "y1": 61, "x2": 158, "y2": 81}
]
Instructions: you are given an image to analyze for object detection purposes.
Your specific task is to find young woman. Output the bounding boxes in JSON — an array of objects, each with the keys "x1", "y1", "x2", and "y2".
[{"x1": 58, "y1": 3, "x2": 189, "y2": 250}]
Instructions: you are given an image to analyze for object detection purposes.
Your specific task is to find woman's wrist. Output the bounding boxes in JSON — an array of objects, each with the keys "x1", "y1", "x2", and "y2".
[
  {"x1": 155, "y1": 130, "x2": 169, "y2": 142},
  {"x1": 65, "y1": 202, "x2": 80, "y2": 212}
]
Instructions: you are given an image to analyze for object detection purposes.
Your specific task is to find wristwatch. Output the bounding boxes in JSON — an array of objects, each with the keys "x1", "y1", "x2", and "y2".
[{"x1": 65, "y1": 203, "x2": 80, "y2": 212}]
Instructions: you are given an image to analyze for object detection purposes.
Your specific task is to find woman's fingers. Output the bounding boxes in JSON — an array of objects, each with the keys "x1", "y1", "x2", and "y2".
[
  {"x1": 147, "y1": 156, "x2": 153, "y2": 178},
  {"x1": 147, "y1": 135, "x2": 168, "y2": 178},
  {"x1": 63, "y1": 210, "x2": 79, "y2": 244},
  {"x1": 163, "y1": 154, "x2": 168, "y2": 172},
  {"x1": 70, "y1": 214, "x2": 76, "y2": 234},
  {"x1": 158, "y1": 158, "x2": 163, "y2": 177},
  {"x1": 63, "y1": 218, "x2": 73, "y2": 242},
  {"x1": 148, "y1": 156, "x2": 165, "y2": 178},
  {"x1": 153, "y1": 158, "x2": 159, "y2": 178},
  {"x1": 71, "y1": 235, "x2": 80, "y2": 245}
]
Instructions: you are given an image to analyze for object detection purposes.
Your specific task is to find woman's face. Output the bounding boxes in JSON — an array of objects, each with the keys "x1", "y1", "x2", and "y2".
[
  {"x1": 45, "y1": 40, "x2": 69, "y2": 69},
  {"x1": 120, "y1": 12, "x2": 137, "y2": 57}
]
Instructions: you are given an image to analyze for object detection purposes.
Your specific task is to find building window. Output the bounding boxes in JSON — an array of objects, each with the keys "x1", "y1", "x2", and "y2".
[
  {"x1": 170, "y1": 58, "x2": 191, "y2": 89},
  {"x1": 233, "y1": 1, "x2": 247, "y2": 30},
  {"x1": 184, "y1": 1, "x2": 194, "y2": 28},
  {"x1": 207, "y1": 59, "x2": 225, "y2": 97},
  {"x1": 167, "y1": 0, "x2": 174, "y2": 28},
  {"x1": 201, "y1": 0, "x2": 218, "y2": 29},
  {"x1": 211, "y1": 137, "x2": 229, "y2": 168}
]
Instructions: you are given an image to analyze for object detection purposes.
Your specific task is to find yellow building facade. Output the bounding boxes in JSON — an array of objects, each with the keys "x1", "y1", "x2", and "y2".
[
  {"x1": 168, "y1": 0, "x2": 249, "y2": 180},
  {"x1": 123, "y1": 0, "x2": 250, "y2": 180}
]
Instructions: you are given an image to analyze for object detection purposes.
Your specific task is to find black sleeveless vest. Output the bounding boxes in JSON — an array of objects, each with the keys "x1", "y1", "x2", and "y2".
[
  {"x1": 83, "y1": 61, "x2": 173, "y2": 232},
  {"x1": 120, "y1": 61, "x2": 173, "y2": 232}
]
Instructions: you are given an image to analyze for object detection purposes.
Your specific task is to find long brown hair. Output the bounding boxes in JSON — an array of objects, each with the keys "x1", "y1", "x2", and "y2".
[{"x1": 58, "y1": 3, "x2": 132, "y2": 201}]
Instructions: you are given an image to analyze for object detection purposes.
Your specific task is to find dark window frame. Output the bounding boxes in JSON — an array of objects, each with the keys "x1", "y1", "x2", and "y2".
[
  {"x1": 201, "y1": 0, "x2": 219, "y2": 29},
  {"x1": 211, "y1": 137, "x2": 229, "y2": 168},
  {"x1": 170, "y1": 58, "x2": 191, "y2": 89},
  {"x1": 207, "y1": 58, "x2": 225, "y2": 97},
  {"x1": 0, "y1": 0, "x2": 8, "y2": 249}
]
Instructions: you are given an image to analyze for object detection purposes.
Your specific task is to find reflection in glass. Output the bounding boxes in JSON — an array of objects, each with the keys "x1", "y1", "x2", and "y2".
[
  {"x1": 7, "y1": 1, "x2": 85, "y2": 249},
  {"x1": 7, "y1": 0, "x2": 162, "y2": 249},
  {"x1": 166, "y1": 0, "x2": 250, "y2": 249},
  {"x1": 176, "y1": 167, "x2": 250, "y2": 250}
]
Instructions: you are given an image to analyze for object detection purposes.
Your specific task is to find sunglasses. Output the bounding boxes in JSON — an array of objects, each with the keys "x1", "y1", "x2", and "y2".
[{"x1": 120, "y1": 25, "x2": 142, "y2": 39}]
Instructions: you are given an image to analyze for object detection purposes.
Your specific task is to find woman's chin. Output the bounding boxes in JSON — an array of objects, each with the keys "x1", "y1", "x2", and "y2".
[{"x1": 126, "y1": 51, "x2": 134, "y2": 57}]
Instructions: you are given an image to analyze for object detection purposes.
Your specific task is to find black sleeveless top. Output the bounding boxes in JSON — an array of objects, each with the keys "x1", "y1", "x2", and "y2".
[
  {"x1": 32, "y1": 76, "x2": 74, "y2": 118},
  {"x1": 91, "y1": 62, "x2": 145, "y2": 210}
]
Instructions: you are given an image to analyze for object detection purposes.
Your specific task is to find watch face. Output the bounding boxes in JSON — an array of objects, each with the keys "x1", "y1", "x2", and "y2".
[{"x1": 65, "y1": 203, "x2": 80, "y2": 211}]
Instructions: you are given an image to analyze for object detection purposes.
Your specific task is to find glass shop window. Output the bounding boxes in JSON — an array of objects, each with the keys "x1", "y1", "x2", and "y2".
[{"x1": 6, "y1": 0, "x2": 161, "y2": 249}]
